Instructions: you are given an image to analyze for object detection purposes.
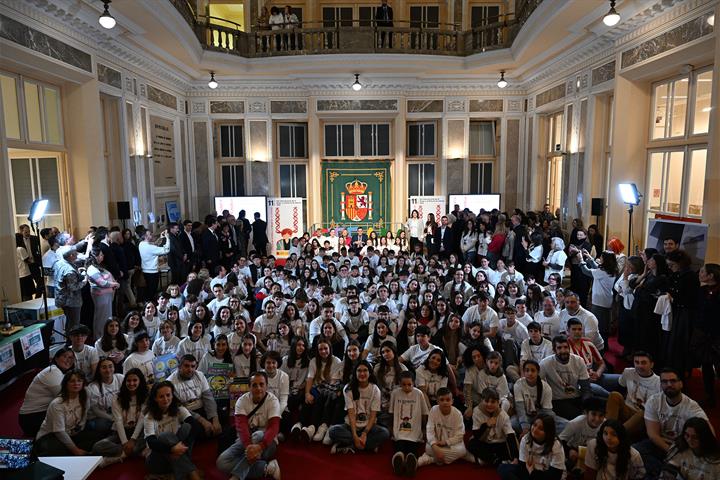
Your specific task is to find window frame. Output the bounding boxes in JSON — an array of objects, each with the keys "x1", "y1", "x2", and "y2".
[
  {"x1": 322, "y1": 122, "x2": 392, "y2": 159},
  {"x1": 469, "y1": 161, "x2": 493, "y2": 194},
  {"x1": 645, "y1": 145, "x2": 707, "y2": 220},
  {"x1": 407, "y1": 161, "x2": 436, "y2": 197},
  {"x1": 277, "y1": 122, "x2": 308, "y2": 159},
  {"x1": 220, "y1": 163, "x2": 246, "y2": 197},
  {"x1": 217, "y1": 123, "x2": 245, "y2": 159},
  {"x1": 407, "y1": 121, "x2": 438, "y2": 159}
]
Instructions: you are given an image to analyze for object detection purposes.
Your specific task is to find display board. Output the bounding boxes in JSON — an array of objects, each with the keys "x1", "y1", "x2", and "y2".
[
  {"x1": 267, "y1": 197, "x2": 304, "y2": 258},
  {"x1": 214, "y1": 196, "x2": 267, "y2": 221},
  {"x1": 448, "y1": 194, "x2": 501, "y2": 213},
  {"x1": 409, "y1": 196, "x2": 447, "y2": 221}
]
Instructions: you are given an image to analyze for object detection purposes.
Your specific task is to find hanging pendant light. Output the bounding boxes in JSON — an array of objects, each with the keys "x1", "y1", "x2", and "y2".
[
  {"x1": 351, "y1": 74, "x2": 362, "y2": 91},
  {"x1": 497, "y1": 71, "x2": 508, "y2": 89},
  {"x1": 603, "y1": 1, "x2": 620, "y2": 27},
  {"x1": 98, "y1": 0, "x2": 116, "y2": 29},
  {"x1": 208, "y1": 72, "x2": 218, "y2": 89}
]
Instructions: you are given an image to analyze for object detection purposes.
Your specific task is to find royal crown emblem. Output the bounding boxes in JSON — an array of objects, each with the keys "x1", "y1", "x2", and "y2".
[{"x1": 341, "y1": 178, "x2": 373, "y2": 222}]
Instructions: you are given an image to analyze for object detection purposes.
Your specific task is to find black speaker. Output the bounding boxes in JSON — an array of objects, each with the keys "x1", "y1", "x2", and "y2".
[
  {"x1": 591, "y1": 198, "x2": 604, "y2": 217},
  {"x1": 117, "y1": 201, "x2": 131, "y2": 220}
]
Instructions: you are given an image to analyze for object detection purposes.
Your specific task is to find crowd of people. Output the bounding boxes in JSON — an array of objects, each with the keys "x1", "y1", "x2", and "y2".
[{"x1": 14, "y1": 202, "x2": 720, "y2": 480}]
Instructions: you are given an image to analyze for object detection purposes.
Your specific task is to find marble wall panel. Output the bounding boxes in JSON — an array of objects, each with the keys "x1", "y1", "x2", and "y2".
[
  {"x1": 505, "y1": 119, "x2": 520, "y2": 208},
  {"x1": 525, "y1": 121, "x2": 533, "y2": 200},
  {"x1": 621, "y1": 13, "x2": 714, "y2": 69},
  {"x1": 407, "y1": 100, "x2": 444, "y2": 113},
  {"x1": 316, "y1": 99, "x2": 398, "y2": 111},
  {"x1": 193, "y1": 122, "x2": 212, "y2": 216},
  {"x1": 97, "y1": 64, "x2": 122, "y2": 89},
  {"x1": 447, "y1": 119, "x2": 465, "y2": 157},
  {"x1": 446, "y1": 158, "x2": 464, "y2": 194},
  {"x1": 249, "y1": 121, "x2": 268, "y2": 161},
  {"x1": 469, "y1": 99, "x2": 503, "y2": 112},
  {"x1": 591, "y1": 60, "x2": 615, "y2": 86},
  {"x1": 251, "y1": 161, "x2": 270, "y2": 195},
  {"x1": 210, "y1": 101, "x2": 245, "y2": 114},
  {"x1": 536, "y1": 83, "x2": 566, "y2": 108},
  {"x1": 0, "y1": 14, "x2": 92, "y2": 72},
  {"x1": 147, "y1": 85, "x2": 177, "y2": 110},
  {"x1": 271, "y1": 100, "x2": 307, "y2": 114}
]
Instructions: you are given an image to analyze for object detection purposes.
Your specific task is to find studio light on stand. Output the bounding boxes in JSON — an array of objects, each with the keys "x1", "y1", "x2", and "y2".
[
  {"x1": 28, "y1": 199, "x2": 50, "y2": 331},
  {"x1": 618, "y1": 183, "x2": 641, "y2": 255}
]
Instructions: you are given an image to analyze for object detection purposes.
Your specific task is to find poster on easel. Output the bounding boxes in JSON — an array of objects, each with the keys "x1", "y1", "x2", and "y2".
[
  {"x1": 267, "y1": 197, "x2": 304, "y2": 258},
  {"x1": 409, "y1": 196, "x2": 447, "y2": 223}
]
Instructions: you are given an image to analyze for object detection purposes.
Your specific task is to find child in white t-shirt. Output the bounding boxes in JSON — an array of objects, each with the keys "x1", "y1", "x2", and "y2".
[
  {"x1": 417, "y1": 388, "x2": 475, "y2": 467},
  {"x1": 467, "y1": 388, "x2": 519, "y2": 465},
  {"x1": 390, "y1": 371, "x2": 430, "y2": 476},
  {"x1": 559, "y1": 397, "x2": 606, "y2": 474},
  {"x1": 497, "y1": 414, "x2": 566, "y2": 479}
]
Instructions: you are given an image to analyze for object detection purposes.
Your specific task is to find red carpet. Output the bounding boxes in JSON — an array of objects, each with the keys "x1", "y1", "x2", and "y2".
[{"x1": 1, "y1": 338, "x2": 717, "y2": 480}]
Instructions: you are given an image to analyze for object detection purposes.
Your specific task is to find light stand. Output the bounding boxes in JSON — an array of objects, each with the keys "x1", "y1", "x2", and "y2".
[
  {"x1": 618, "y1": 183, "x2": 642, "y2": 256},
  {"x1": 27, "y1": 199, "x2": 55, "y2": 341}
]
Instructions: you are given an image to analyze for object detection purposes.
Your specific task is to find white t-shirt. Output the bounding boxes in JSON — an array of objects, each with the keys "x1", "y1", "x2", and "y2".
[
  {"x1": 343, "y1": 383, "x2": 381, "y2": 429},
  {"x1": 415, "y1": 366, "x2": 448, "y2": 402},
  {"x1": 253, "y1": 314, "x2": 280, "y2": 340},
  {"x1": 176, "y1": 336, "x2": 211, "y2": 361},
  {"x1": 72, "y1": 344, "x2": 99, "y2": 380},
  {"x1": 374, "y1": 363, "x2": 408, "y2": 410},
  {"x1": 540, "y1": 354, "x2": 589, "y2": 400},
  {"x1": 426, "y1": 405, "x2": 465, "y2": 447},
  {"x1": 307, "y1": 356, "x2": 343, "y2": 384},
  {"x1": 466, "y1": 368, "x2": 510, "y2": 400},
  {"x1": 644, "y1": 393, "x2": 708, "y2": 442},
  {"x1": 534, "y1": 311, "x2": 562, "y2": 338},
  {"x1": 584, "y1": 438, "x2": 646, "y2": 479},
  {"x1": 281, "y1": 356, "x2": 308, "y2": 395},
  {"x1": 400, "y1": 343, "x2": 441, "y2": 369},
  {"x1": 168, "y1": 370, "x2": 210, "y2": 411},
  {"x1": 144, "y1": 406, "x2": 192, "y2": 438},
  {"x1": 234, "y1": 391, "x2": 281, "y2": 431},
  {"x1": 472, "y1": 407, "x2": 514, "y2": 443},
  {"x1": 86, "y1": 373, "x2": 124, "y2": 415},
  {"x1": 124, "y1": 350, "x2": 156, "y2": 383},
  {"x1": 558, "y1": 414, "x2": 600, "y2": 448},
  {"x1": 618, "y1": 368, "x2": 661, "y2": 410},
  {"x1": 19, "y1": 365, "x2": 65, "y2": 414},
  {"x1": 520, "y1": 338, "x2": 554, "y2": 363},
  {"x1": 513, "y1": 378, "x2": 553, "y2": 418},
  {"x1": 390, "y1": 387, "x2": 430, "y2": 442},
  {"x1": 499, "y1": 319, "x2": 529, "y2": 345},
  {"x1": 666, "y1": 449, "x2": 720, "y2": 480},
  {"x1": 152, "y1": 335, "x2": 181, "y2": 356},
  {"x1": 462, "y1": 305, "x2": 499, "y2": 332},
  {"x1": 36, "y1": 397, "x2": 86, "y2": 439},
  {"x1": 363, "y1": 335, "x2": 396, "y2": 364},
  {"x1": 143, "y1": 316, "x2": 161, "y2": 341},
  {"x1": 233, "y1": 353, "x2": 259, "y2": 378},
  {"x1": 518, "y1": 436, "x2": 565, "y2": 472},
  {"x1": 265, "y1": 369, "x2": 290, "y2": 412}
]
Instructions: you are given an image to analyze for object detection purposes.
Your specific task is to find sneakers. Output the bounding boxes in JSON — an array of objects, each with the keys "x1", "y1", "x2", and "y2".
[
  {"x1": 416, "y1": 453, "x2": 433, "y2": 467},
  {"x1": 265, "y1": 460, "x2": 281, "y2": 480},
  {"x1": 322, "y1": 428, "x2": 333, "y2": 445},
  {"x1": 463, "y1": 452, "x2": 477, "y2": 464},
  {"x1": 290, "y1": 422, "x2": 302, "y2": 438},
  {"x1": 99, "y1": 456, "x2": 123, "y2": 468},
  {"x1": 300, "y1": 425, "x2": 315, "y2": 443},
  {"x1": 313, "y1": 424, "x2": 328, "y2": 442},
  {"x1": 405, "y1": 453, "x2": 418, "y2": 476},
  {"x1": 331, "y1": 445, "x2": 356, "y2": 454},
  {"x1": 392, "y1": 452, "x2": 405, "y2": 475}
]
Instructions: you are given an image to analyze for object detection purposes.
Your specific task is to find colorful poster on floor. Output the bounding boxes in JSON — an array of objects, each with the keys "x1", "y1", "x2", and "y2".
[
  {"x1": 152, "y1": 353, "x2": 179, "y2": 382},
  {"x1": 267, "y1": 197, "x2": 304, "y2": 258},
  {"x1": 20, "y1": 328, "x2": 43, "y2": 360},
  {"x1": 321, "y1": 161, "x2": 392, "y2": 230},
  {"x1": 409, "y1": 196, "x2": 447, "y2": 223},
  {"x1": 0, "y1": 343, "x2": 15, "y2": 374}
]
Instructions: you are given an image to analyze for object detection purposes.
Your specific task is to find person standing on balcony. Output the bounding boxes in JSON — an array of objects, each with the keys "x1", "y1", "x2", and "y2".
[
  {"x1": 256, "y1": 6, "x2": 270, "y2": 52},
  {"x1": 269, "y1": 6, "x2": 284, "y2": 51},
  {"x1": 375, "y1": 0, "x2": 394, "y2": 48},
  {"x1": 284, "y1": 6, "x2": 299, "y2": 50}
]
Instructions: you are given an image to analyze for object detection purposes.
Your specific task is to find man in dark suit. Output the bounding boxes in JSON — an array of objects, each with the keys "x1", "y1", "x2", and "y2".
[
  {"x1": 375, "y1": 0, "x2": 393, "y2": 48},
  {"x1": 17, "y1": 224, "x2": 42, "y2": 290},
  {"x1": 201, "y1": 215, "x2": 220, "y2": 273},
  {"x1": 433, "y1": 215, "x2": 454, "y2": 258},
  {"x1": 180, "y1": 220, "x2": 197, "y2": 274},
  {"x1": 511, "y1": 214, "x2": 528, "y2": 275},
  {"x1": 238, "y1": 210, "x2": 251, "y2": 256},
  {"x1": 251, "y1": 212, "x2": 269, "y2": 257},
  {"x1": 351, "y1": 227, "x2": 368, "y2": 254},
  {"x1": 167, "y1": 222, "x2": 186, "y2": 285}
]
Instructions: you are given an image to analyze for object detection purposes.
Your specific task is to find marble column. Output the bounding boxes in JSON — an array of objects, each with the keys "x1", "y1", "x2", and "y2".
[
  {"x1": 702, "y1": 3, "x2": 720, "y2": 263},
  {"x1": 0, "y1": 81, "x2": 20, "y2": 301},
  {"x1": 307, "y1": 97, "x2": 322, "y2": 228},
  {"x1": 64, "y1": 79, "x2": 110, "y2": 234},
  {"x1": 393, "y1": 99, "x2": 407, "y2": 224}
]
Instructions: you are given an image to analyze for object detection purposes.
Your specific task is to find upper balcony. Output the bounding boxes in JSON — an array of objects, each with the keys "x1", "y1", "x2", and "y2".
[{"x1": 170, "y1": 0, "x2": 543, "y2": 58}]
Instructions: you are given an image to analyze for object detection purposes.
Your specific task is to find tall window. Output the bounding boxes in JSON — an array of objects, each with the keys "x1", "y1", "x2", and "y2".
[
  {"x1": 219, "y1": 125, "x2": 244, "y2": 158},
  {"x1": 279, "y1": 164, "x2": 307, "y2": 198},
  {"x1": 408, "y1": 163, "x2": 435, "y2": 196},
  {"x1": 647, "y1": 68, "x2": 712, "y2": 220},
  {"x1": 216, "y1": 122, "x2": 245, "y2": 196},
  {"x1": 221, "y1": 164, "x2": 245, "y2": 196},
  {"x1": 470, "y1": 163, "x2": 493, "y2": 194},
  {"x1": 469, "y1": 121, "x2": 496, "y2": 194},
  {"x1": 407, "y1": 122, "x2": 436, "y2": 157},
  {"x1": 10, "y1": 155, "x2": 64, "y2": 230},
  {"x1": 278, "y1": 123, "x2": 307, "y2": 158},
  {"x1": 0, "y1": 73, "x2": 63, "y2": 145},
  {"x1": 324, "y1": 124, "x2": 355, "y2": 157},
  {"x1": 359, "y1": 124, "x2": 390, "y2": 156},
  {"x1": 324, "y1": 123, "x2": 391, "y2": 158}
]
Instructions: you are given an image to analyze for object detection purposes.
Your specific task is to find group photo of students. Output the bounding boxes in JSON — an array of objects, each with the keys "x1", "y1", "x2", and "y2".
[{"x1": 14, "y1": 204, "x2": 720, "y2": 480}]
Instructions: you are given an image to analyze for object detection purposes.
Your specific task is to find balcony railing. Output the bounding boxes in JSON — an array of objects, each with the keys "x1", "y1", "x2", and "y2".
[{"x1": 173, "y1": 2, "x2": 542, "y2": 58}]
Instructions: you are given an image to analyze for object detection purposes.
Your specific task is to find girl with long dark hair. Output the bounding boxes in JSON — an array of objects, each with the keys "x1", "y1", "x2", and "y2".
[
  {"x1": 95, "y1": 317, "x2": 129, "y2": 368},
  {"x1": 497, "y1": 414, "x2": 565, "y2": 479},
  {"x1": 284, "y1": 338, "x2": 311, "y2": 436},
  {"x1": 300, "y1": 339, "x2": 343, "y2": 444},
  {"x1": 87, "y1": 358, "x2": 124, "y2": 434},
  {"x1": 662, "y1": 417, "x2": 720, "y2": 479},
  {"x1": 124, "y1": 331, "x2": 156, "y2": 383},
  {"x1": 374, "y1": 341, "x2": 407, "y2": 427},
  {"x1": 584, "y1": 419, "x2": 645, "y2": 479},
  {"x1": 512, "y1": 360, "x2": 554, "y2": 436}
]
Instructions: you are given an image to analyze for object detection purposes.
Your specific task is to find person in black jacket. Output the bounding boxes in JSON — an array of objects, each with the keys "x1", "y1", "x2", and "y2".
[
  {"x1": 238, "y1": 210, "x2": 251, "y2": 256},
  {"x1": 201, "y1": 216, "x2": 220, "y2": 273},
  {"x1": 510, "y1": 215, "x2": 528, "y2": 275},
  {"x1": 167, "y1": 222, "x2": 186, "y2": 285},
  {"x1": 251, "y1": 212, "x2": 269, "y2": 257},
  {"x1": 375, "y1": 0, "x2": 393, "y2": 48},
  {"x1": 433, "y1": 216, "x2": 454, "y2": 258}
]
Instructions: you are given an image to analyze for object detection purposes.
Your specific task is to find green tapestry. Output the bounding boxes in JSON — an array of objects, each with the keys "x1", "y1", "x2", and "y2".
[{"x1": 321, "y1": 161, "x2": 392, "y2": 230}]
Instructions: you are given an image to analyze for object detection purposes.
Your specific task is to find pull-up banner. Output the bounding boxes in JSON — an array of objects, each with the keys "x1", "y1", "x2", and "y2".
[
  {"x1": 409, "y1": 196, "x2": 446, "y2": 222},
  {"x1": 322, "y1": 161, "x2": 392, "y2": 230},
  {"x1": 267, "y1": 197, "x2": 304, "y2": 258}
]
